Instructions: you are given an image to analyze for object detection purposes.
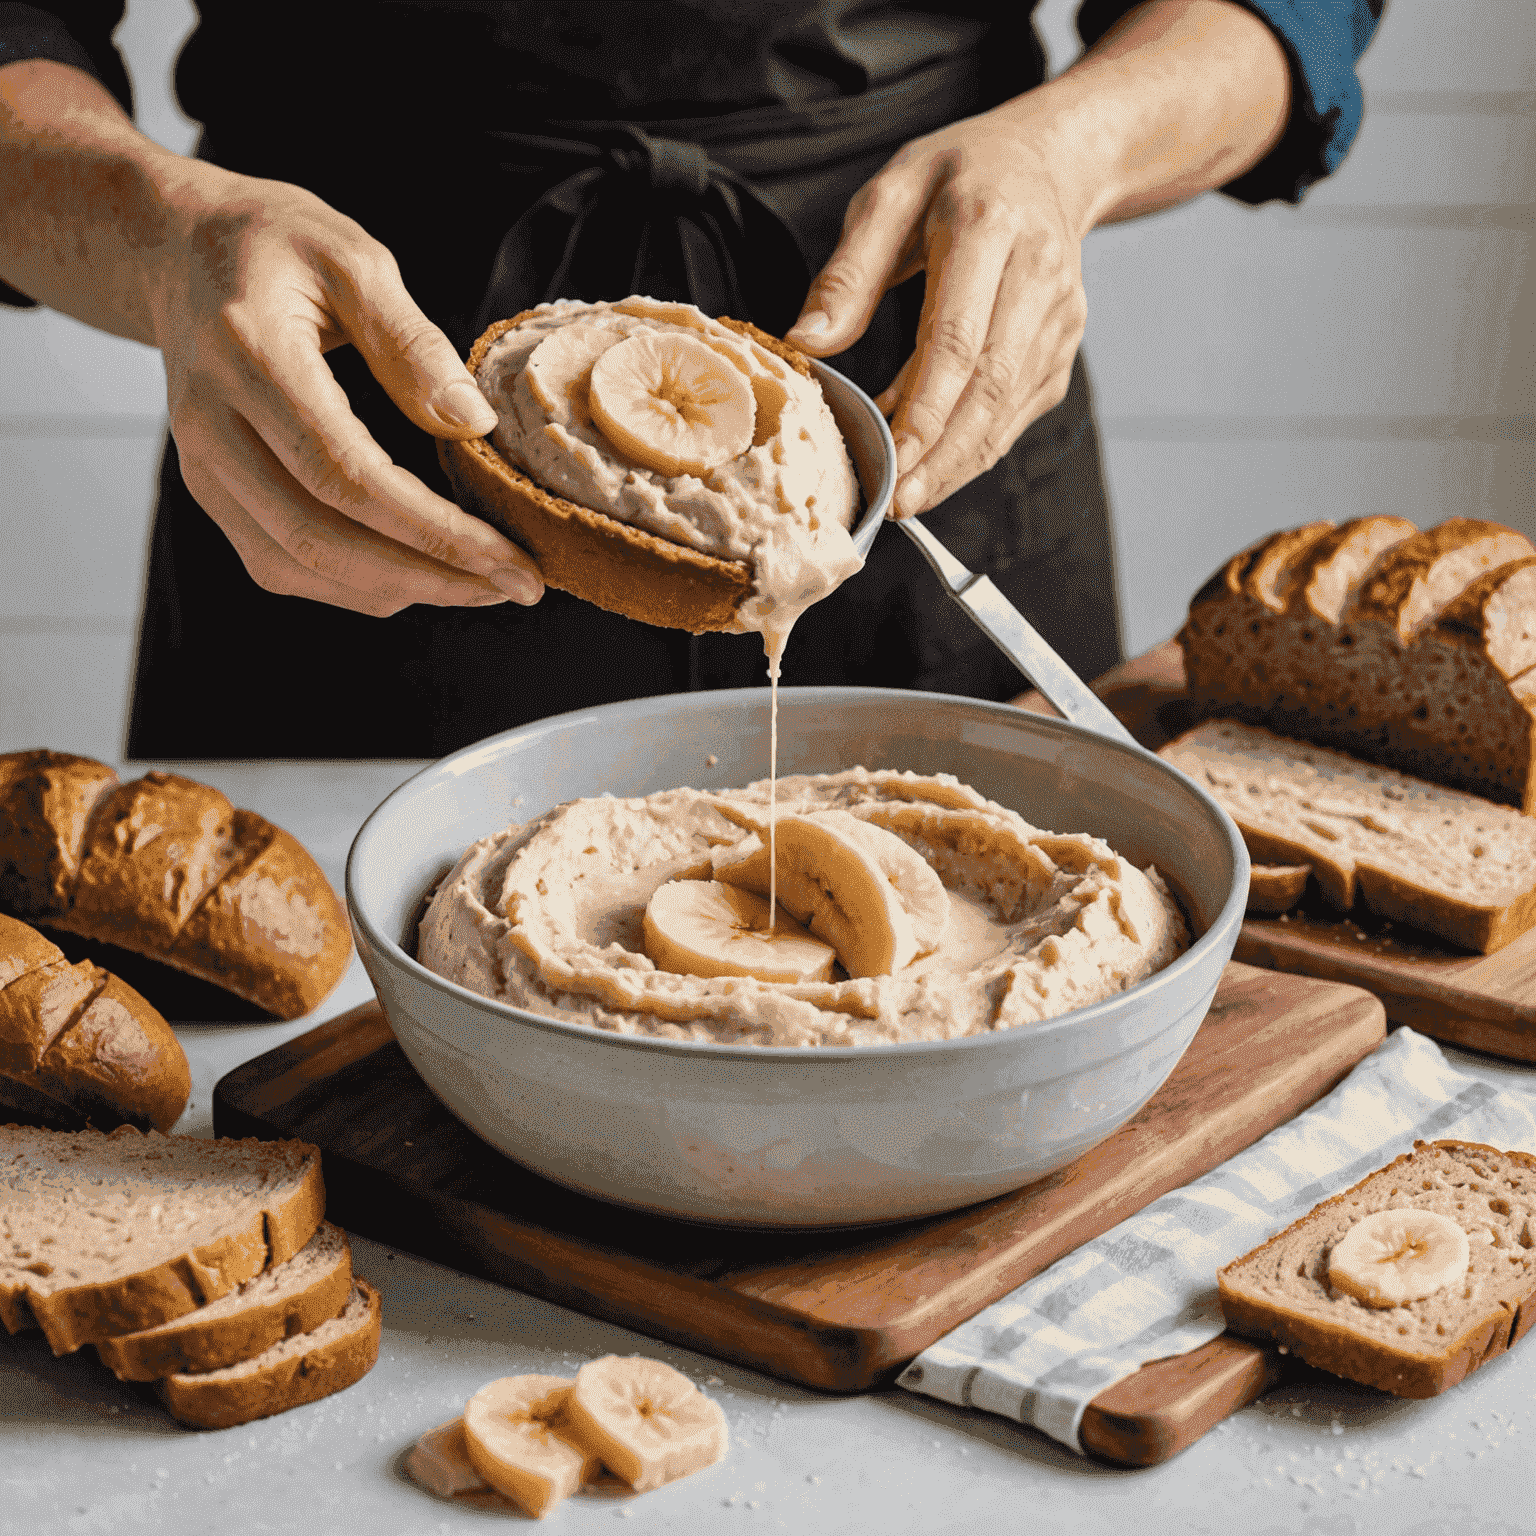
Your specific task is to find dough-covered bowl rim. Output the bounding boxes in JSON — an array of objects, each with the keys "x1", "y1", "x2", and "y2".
[{"x1": 347, "y1": 685, "x2": 1249, "y2": 1063}]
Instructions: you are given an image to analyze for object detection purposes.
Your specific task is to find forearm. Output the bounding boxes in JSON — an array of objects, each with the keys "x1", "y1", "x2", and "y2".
[
  {"x1": 1005, "y1": 0, "x2": 1292, "y2": 235},
  {"x1": 0, "y1": 57, "x2": 227, "y2": 342}
]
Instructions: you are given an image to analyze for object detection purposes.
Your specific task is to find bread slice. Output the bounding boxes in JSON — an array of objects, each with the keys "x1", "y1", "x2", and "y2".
[
  {"x1": 439, "y1": 311, "x2": 833, "y2": 635},
  {"x1": 97, "y1": 1220, "x2": 352, "y2": 1381},
  {"x1": 1247, "y1": 863, "x2": 1311, "y2": 915},
  {"x1": 1219, "y1": 1140, "x2": 1536, "y2": 1398},
  {"x1": 156, "y1": 1277, "x2": 381, "y2": 1429},
  {"x1": 1160, "y1": 720, "x2": 1536, "y2": 952},
  {"x1": 1179, "y1": 518, "x2": 1536, "y2": 810},
  {"x1": 0, "y1": 1124, "x2": 324, "y2": 1353},
  {"x1": 0, "y1": 914, "x2": 191, "y2": 1134},
  {"x1": 0, "y1": 752, "x2": 352, "y2": 1019}
]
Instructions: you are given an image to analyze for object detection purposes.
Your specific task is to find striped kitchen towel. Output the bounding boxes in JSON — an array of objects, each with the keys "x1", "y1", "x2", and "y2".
[{"x1": 897, "y1": 1027, "x2": 1536, "y2": 1454}]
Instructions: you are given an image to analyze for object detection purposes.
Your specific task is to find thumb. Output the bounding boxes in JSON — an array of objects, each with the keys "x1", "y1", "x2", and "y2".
[{"x1": 327, "y1": 250, "x2": 499, "y2": 440}]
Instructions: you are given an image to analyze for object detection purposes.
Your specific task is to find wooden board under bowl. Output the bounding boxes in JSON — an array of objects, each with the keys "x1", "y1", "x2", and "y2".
[
  {"x1": 213, "y1": 962, "x2": 1385, "y2": 1465},
  {"x1": 1016, "y1": 640, "x2": 1536, "y2": 1064}
]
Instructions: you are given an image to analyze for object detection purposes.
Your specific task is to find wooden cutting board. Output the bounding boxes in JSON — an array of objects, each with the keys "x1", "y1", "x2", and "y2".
[
  {"x1": 1017, "y1": 640, "x2": 1536, "y2": 1064},
  {"x1": 214, "y1": 961, "x2": 1384, "y2": 1465}
]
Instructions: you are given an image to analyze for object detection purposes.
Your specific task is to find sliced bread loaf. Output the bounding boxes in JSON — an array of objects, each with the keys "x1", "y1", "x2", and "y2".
[
  {"x1": 156, "y1": 1276, "x2": 381, "y2": 1429},
  {"x1": 1218, "y1": 1140, "x2": 1536, "y2": 1398},
  {"x1": 1159, "y1": 720, "x2": 1536, "y2": 952},
  {"x1": 96, "y1": 1220, "x2": 352, "y2": 1381},
  {"x1": 0, "y1": 1124, "x2": 324, "y2": 1353},
  {"x1": 1179, "y1": 518, "x2": 1536, "y2": 809}
]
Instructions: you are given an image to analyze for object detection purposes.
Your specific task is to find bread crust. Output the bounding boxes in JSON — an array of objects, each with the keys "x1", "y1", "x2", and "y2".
[
  {"x1": 1218, "y1": 1140, "x2": 1536, "y2": 1398},
  {"x1": 0, "y1": 1125, "x2": 325, "y2": 1354},
  {"x1": 0, "y1": 753, "x2": 351, "y2": 1020},
  {"x1": 155, "y1": 1277, "x2": 382, "y2": 1430},
  {"x1": 1246, "y1": 863, "x2": 1310, "y2": 915},
  {"x1": 0, "y1": 751, "x2": 119, "y2": 920},
  {"x1": 438, "y1": 310, "x2": 825, "y2": 634},
  {"x1": 97, "y1": 1223, "x2": 353, "y2": 1382}
]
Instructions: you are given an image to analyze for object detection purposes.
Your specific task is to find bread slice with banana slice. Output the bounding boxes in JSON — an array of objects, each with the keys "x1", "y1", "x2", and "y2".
[{"x1": 1218, "y1": 1139, "x2": 1536, "y2": 1397}]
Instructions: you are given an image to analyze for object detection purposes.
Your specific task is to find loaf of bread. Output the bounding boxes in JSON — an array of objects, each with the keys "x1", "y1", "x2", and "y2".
[
  {"x1": 1179, "y1": 517, "x2": 1536, "y2": 810},
  {"x1": 0, "y1": 1123, "x2": 324, "y2": 1354},
  {"x1": 0, "y1": 913, "x2": 190, "y2": 1133},
  {"x1": 439, "y1": 311, "x2": 829, "y2": 634},
  {"x1": 0, "y1": 750, "x2": 351, "y2": 1019},
  {"x1": 1160, "y1": 720, "x2": 1536, "y2": 952},
  {"x1": 96, "y1": 1221, "x2": 353, "y2": 1381},
  {"x1": 1218, "y1": 1140, "x2": 1536, "y2": 1398},
  {"x1": 156, "y1": 1277, "x2": 382, "y2": 1430}
]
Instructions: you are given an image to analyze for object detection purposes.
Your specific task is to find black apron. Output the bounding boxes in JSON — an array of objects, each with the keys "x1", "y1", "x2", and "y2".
[{"x1": 127, "y1": 39, "x2": 1122, "y2": 759}]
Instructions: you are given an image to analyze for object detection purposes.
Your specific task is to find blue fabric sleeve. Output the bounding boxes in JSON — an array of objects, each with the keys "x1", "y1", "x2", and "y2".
[
  {"x1": 0, "y1": 2, "x2": 130, "y2": 307},
  {"x1": 1076, "y1": 0, "x2": 1385, "y2": 205}
]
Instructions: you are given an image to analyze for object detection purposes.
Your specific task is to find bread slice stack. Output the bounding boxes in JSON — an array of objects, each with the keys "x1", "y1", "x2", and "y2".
[
  {"x1": 1161, "y1": 719, "x2": 1536, "y2": 952},
  {"x1": 0, "y1": 750, "x2": 352, "y2": 1019},
  {"x1": 1, "y1": 1123, "x2": 381, "y2": 1428}
]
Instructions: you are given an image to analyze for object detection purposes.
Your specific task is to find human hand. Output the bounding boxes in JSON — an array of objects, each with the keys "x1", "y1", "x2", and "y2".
[
  {"x1": 147, "y1": 168, "x2": 544, "y2": 615},
  {"x1": 785, "y1": 105, "x2": 1090, "y2": 520}
]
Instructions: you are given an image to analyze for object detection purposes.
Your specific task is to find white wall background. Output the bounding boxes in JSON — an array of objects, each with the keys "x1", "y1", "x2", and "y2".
[{"x1": 1, "y1": 0, "x2": 1532, "y2": 761}]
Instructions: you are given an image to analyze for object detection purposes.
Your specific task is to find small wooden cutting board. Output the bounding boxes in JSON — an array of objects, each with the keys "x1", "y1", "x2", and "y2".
[
  {"x1": 214, "y1": 961, "x2": 1384, "y2": 1465},
  {"x1": 1018, "y1": 640, "x2": 1536, "y2": 1064}
]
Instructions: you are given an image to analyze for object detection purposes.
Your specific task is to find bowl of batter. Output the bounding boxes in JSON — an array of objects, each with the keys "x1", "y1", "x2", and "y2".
[{"x1": 348, "y1": 688, "x2": 1248, "y2": 1227}]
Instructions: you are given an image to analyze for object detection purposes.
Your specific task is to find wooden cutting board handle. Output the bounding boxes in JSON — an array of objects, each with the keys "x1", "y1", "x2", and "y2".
[{"x1": 1080, "y1": 1334, "x2": 1285, "y2": 1466}]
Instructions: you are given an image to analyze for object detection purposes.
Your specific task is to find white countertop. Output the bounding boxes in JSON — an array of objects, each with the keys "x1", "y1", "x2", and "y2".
[{"x1": 5, "y1": 761, "x2": 1533, "y2": 1536}]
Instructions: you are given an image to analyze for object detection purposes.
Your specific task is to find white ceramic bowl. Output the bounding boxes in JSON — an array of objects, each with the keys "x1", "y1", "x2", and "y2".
[{"x1": 348, "y1": 688, "x2": 1248, "y2": 1228}]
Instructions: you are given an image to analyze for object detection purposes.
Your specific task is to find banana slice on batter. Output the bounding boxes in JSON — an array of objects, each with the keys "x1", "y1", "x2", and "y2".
[
  {"x1": 588, "y1": 331, "x2": 755, "y2": 477},
  {"x1": 714, "y1": 812, "x2": 934, "y2": 978},
  {"x1": 643, "y1": 879, "x2": 837, "y2": 983},
  {"x1": 565, "y1": 1355, "x2": 728, "y2": 1494},
  {"x1": 1326, "y1": 1209, "x2": 1470, "y2": 1308},
  {"x1": 524, "y1": 320, "x2": 626, "y2": 430},
  {"x1": 461, "y1": 1375, "x2": 601, "y2": 1519}
]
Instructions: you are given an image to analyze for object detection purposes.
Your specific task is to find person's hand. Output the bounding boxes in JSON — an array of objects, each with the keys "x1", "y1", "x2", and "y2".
[
  {"x1": 785, "y1": 106, "x2": 1090, "y2": 520},
  {"x1": 147, "y1": 167, "x2": 544, "y2": 616}
]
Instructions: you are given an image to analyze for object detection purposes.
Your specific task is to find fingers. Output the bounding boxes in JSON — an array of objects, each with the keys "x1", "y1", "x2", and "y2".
[
  {"x1": 785, "y1": 164, "x2": 934, "y2": 357},
  {"x1": 887, "y1": 197, "x2": 1014, "y2": 479},
  {"x1": 888, "y1": 222, "x2": 1086, "y2": 519},
  {"x1": 173, "y1": 403, "x2": 536, "y2": 616},
  {"x1": 211, "y1": 309, "x2": 544, "y2": 604},
  {"x1": 321, "y1": 242, "x2": 498, "y2": 441}
]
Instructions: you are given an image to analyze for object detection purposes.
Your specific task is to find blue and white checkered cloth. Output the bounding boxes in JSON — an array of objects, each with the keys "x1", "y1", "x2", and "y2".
[{"x1": 897, "y1": 1028, "x2": 1536, "y2": 1454}]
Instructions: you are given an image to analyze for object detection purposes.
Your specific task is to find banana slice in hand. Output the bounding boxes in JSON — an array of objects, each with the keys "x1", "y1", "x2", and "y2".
[
  {"x1": 1326, "y1": 1209, "x2": 1471, "y2": 1308},
  {"x1": 644, "y1": 879, "x2": 836, "y2": 983},
  {"x1": 565, "y1": 1355, "x2": 729, "y2": 1494},
  {"x1": 588, "y1": 331, "x2": 755, "y2": 478},
  {"x1": 461, "y1": 1374, "x2": 602, "y2": 1519},
  {"x1": 715, "y1": 813, "x2": 930, "y2": 978}
]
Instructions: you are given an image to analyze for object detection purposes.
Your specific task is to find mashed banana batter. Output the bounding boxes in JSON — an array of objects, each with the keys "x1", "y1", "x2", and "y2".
[{"x1": 417, "y1": 768, "x2": 1189, "y2": 1048}]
